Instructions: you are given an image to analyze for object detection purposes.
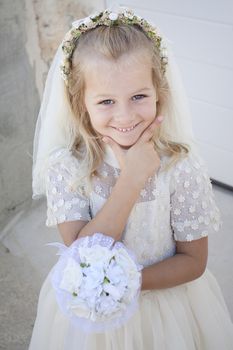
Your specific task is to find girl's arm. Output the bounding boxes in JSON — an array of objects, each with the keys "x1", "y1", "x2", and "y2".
[
  {"x1": 141, "y1": 237, "x2": 208, "y2": 290},
  {"x1": 58, "y1": 170, "x2": 144, "y2": 245}
]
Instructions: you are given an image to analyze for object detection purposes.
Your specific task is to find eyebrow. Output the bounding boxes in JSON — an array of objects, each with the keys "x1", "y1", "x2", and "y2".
[{"x1": 94, "y1": 87, "x2": 152, "y2": 99}]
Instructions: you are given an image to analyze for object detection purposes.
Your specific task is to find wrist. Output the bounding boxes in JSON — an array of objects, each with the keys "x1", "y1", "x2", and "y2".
[{"x1": 120, "y1": 169, "x2": 146, "y2": 190}]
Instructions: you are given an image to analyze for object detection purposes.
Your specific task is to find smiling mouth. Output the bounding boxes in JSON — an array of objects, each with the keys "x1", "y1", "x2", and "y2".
[{"x1": 112, "y1": 122, "x2": 140, "y2": 133}]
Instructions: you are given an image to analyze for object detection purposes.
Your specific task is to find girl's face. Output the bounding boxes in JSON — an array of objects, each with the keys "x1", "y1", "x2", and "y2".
[{"x1": 84, "y1": 52, "x2": 158, "y2": 149}]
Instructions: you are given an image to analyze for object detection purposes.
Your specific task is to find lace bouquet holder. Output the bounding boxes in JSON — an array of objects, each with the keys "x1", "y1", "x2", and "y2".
[{"x1": 48, "y1": 233, "x2": 142, "y2": 333}]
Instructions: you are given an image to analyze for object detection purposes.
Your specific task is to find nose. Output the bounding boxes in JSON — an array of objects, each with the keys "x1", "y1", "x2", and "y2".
[{"x1": 113, "y1": 103, "x2": 135, "y2": 127}]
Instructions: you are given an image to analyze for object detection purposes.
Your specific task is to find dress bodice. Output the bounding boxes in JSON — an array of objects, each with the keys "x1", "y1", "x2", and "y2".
[{"x1": 45, "y1": 145, "x2": 221, "y2": 267}]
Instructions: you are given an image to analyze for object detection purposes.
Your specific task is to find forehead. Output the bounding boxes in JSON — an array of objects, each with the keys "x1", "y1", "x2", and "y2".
[{"x1": 83, "y1": 52, "x2": 154, "y2": 96}]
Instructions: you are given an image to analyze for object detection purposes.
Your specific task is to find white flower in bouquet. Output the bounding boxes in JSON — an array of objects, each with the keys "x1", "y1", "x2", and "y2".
[
  {"x1": 105, "y1": 261, "x2": 126, "y2": 285},
  {"x1": 96, "y1": 294, "x2": 122, "y2": 319},
  {"x1": 70, "y1": 298, "x2": 91, "y2": 319},
  {"x1": 49, "y1": 233, "x2": 142, "y2": 333},
  {"x1": 79, "y1": 245, "x2": 115, "y2": 265},
  {"x1": 82, "y1": 262, "x2": 105, "y2": 290},
  {"x1": 59, "y1": 257, "x2": 83, "y2": 295}
]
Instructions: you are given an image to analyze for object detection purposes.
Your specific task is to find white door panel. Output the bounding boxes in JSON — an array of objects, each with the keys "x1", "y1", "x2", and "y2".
[
  {"x1": 112, "y1": 0, "x2": 233, "y2": 24},
  {"x1": 190, "y1": 100, "x2": 232, "y2": 152},
  {"x1": 178, "y1": 59, "x2": 233, "y2": 109},
  {"x1": 198, "y1": 142, "x2": 233, "y2": 187}
]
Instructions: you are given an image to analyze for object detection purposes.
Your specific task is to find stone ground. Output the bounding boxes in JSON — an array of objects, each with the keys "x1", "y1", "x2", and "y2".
[
  {"x1": 0, "y1": 244, "x2": 40, "y2": 350},
  {"x1": 0, "y1": 184, "x2": 232, "y2": 349}
]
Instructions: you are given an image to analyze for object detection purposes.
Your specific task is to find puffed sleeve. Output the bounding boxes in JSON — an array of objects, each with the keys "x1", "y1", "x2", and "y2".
[
  {"x1": 45, "y1": 149, "x2": 92, "y2": 227},
  {"x1": 170, "y1": 153, "x2": 222, "y2": 242}
]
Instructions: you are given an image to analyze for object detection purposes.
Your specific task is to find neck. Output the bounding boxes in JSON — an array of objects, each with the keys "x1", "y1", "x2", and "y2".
[{"x1": 103, "y1": 144, "x2": 121, "y2": 169}]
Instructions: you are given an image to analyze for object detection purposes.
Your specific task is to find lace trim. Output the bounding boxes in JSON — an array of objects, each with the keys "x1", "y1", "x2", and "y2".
[{"x1": 93, "y1": 162, "x2": 158, "y2": 203}]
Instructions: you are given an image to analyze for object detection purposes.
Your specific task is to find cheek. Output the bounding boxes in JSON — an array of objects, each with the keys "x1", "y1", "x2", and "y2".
[
  {"x1": 89, "y1": 110, "x2": 110, "y2": 129},
  {"x1": 136, "y1": 102, "x2": 157, "y2": 119}
]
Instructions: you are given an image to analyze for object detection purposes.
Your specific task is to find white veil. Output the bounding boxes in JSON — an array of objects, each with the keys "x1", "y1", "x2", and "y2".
[
  {"x1": 32, "y1": 43, "x2": 77, "y2": 199},
  {"x1": 32, "y1": 11, "x2": 199, "y2": 200}
]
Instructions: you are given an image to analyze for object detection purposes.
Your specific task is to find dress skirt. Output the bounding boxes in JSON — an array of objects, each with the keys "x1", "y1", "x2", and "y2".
[{"x1": 29, "y1": 268, "x2": 233, "y2": 350}]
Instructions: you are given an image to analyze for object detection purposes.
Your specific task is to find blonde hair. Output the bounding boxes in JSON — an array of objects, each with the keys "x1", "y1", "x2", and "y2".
[{"x1": 65, "y1": 24, "x2": 190, "y2": 193}]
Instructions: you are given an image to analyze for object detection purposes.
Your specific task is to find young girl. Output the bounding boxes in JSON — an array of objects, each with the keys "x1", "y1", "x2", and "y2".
[{"x1": 30, "y1": 7, "x2": 233, "y2": 349}]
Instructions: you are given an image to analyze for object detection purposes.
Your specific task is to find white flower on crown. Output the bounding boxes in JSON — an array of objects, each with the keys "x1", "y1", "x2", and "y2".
[
  {"x1": 123, "y1": 9, "x2": 134, "y2": 19},
  {"x1": 90, "y1": 11, "x2": 100, "y2": 19},
  {"x1": 109, "y1": 12, "x2": 119, "y2": 21},
  {"x1": 83, "y1": 16, "x2": 94, "y2": 28},
  {"x1": 71, "y1": 15, "x2": 95, "y2": 30},
  {"x1": 72, "y1": 18, "x2": 84, "y2": 28},
  {"x1": 109, "y1": 5, "x2": 125, "y2": 14}
]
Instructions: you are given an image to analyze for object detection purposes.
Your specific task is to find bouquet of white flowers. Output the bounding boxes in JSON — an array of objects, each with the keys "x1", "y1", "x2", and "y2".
[{"x1": 48, "y1": 233, "x2": 142, "y2": 333}]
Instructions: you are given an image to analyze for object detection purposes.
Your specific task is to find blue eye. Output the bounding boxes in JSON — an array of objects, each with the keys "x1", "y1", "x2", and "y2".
[
  {"x1": 99, "y1": 99, "x2": 114, "y2": 105},
  {"x1": 132, "y1": 94, "x2": 146, "y2": 101}
]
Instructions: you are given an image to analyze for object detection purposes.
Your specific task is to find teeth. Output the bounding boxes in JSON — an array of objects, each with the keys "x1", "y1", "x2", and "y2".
[{"x1": 115, "y1": 124, "x2": 136, "y2": 132}]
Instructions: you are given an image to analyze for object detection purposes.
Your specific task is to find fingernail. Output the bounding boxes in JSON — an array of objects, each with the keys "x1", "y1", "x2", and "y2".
[{"x1": 157, "y1": 115, "x2": 164, "y2": 122}]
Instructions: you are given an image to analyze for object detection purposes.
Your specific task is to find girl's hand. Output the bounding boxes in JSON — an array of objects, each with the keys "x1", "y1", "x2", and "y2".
[{"x1": 101, "y1": 116, "x2": 163, "y2": 187}]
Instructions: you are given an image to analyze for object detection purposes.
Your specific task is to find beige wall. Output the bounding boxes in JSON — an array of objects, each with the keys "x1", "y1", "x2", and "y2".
[{"x1": 0, "y1": 0, "x2": 105, "y2": 226}]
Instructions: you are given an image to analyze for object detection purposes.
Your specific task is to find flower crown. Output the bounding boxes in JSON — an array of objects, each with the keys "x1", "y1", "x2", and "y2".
[{"x1": 60, "y1": 8, "x2": 168, "y2": 86}]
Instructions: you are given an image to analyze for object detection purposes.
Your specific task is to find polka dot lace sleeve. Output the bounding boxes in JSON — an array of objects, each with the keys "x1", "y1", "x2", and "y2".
[
  {"x1": 170, "y1": 154, "x2": 222, "y2": 242},
  {"x1": 45, "y1": 159, "x2": 91, "y2": 227}
]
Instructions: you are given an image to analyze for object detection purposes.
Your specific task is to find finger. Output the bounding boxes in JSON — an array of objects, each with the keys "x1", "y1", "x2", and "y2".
[{"x1": 137, "y1": 115, "x2": 164, "y2": 145}]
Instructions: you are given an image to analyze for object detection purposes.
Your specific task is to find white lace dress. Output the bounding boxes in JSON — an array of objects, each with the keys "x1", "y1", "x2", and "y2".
[{"x1": 29, "y1": 145, "x2": 233, "y2": 349}]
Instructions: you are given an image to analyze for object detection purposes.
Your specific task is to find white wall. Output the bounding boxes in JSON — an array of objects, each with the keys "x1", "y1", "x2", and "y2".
[{"x1": 106, "y1": 0, "x2": 233, "y2": 187}]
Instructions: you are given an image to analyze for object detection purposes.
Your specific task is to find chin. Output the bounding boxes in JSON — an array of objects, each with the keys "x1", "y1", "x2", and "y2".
[
  {"x1": 117, "y1": 141, "x2": 136, "y2": 149},
  {"x1": 119, "y1": 144, "x2": 132, "y2": 150},
  {"x1": 116, "y1": 136, "x2": 140, "y2": 149}
]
